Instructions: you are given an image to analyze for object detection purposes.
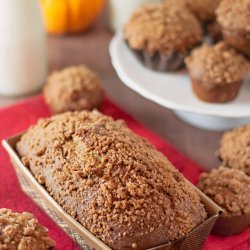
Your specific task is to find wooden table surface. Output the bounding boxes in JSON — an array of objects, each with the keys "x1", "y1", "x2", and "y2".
[{"x1": 0, "y1": 11, "x2": 222, "y2": 171}]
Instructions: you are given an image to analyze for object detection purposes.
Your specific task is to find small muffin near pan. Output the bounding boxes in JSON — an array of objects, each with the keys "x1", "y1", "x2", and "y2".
[
  {"x1": 219, "y1": 125, "x2": 250, "y2": 176},
  {"x1": 124, "y1": 2, "x2": 202, "y2": 72},
  {"x1": 44, "y1": 65, "x2": 104, "y2": 114},
  {"x1": 0, "y1": 208, "x2": 55, "y2": 250},
  {"x1": 185, "y1": 42, "x2": 249, "y2": 103},
  {"x1": 216, "y1": 0, "x2": 250, "y2": 55},
  {"x1": 197, "y1": 167, "x2": 250, "y2": 236}
]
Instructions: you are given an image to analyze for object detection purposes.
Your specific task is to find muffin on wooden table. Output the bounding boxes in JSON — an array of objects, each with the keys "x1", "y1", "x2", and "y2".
[
  {"x1": 0, "y1": 208, "x2": 55, "y2": 250},
  {"x1": 185, "y1": 42, "x2": 249, "y2": 103},
  {"x1": 216, "y1": 0, "x2": 250, "y2": 55},
  {"x1": 124, "y1": 2, "x2": 202, "y2": 72},
  {"x1": 198, "y1": 167, "x2": 250, "y2": 236},
  {"x1": 44, "y1": 65, "x2": 104, "y2": 114},
  {"x1": 220, "y1": 125, "x2": 250, "y2": 176}
]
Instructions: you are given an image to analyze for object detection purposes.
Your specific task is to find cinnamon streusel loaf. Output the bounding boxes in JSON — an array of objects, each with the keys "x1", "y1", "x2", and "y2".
[
  {"x1": 17, "y1": 111, "x2": 207, "y2": 249},
  {"x1": 0, "y1": 208, "x2": 55, "y2": 250}
]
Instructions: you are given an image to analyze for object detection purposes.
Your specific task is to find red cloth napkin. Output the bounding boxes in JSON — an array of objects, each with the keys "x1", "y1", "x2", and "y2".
[{"x1": 0, "y1": 95, "x2": 249, "y2": 250}]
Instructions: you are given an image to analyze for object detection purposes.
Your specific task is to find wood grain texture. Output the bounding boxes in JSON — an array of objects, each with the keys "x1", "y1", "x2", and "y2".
[{"x1": 0, "y1": 9, "x2": 222, "y2": 171}]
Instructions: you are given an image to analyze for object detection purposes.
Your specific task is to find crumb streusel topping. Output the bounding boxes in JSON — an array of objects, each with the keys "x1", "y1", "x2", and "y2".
[
  {"x1": 0, "y1": 208, "x2": 55, "y2": 250},
  {"x1": 185, "y1": 0, "x2": 222, "y2": 21},
  {"x1": 17, "y1": 111, "x2": 207, "y2": 250},
  {"x1": 220, "y1": 125, "x2": 250, "y2": 175},
  {"x1": 216, "y1": 0, "x2": 250, "y2": 32},
  {"x1": 185, "y1": 42, "x2": 250, "y2": 85},
  {"x1": 198, "y1": 167, "x2": 250, "y2": 216},
  {"x1": 44, "y1": 65, "x2": 104, "y2": 114},
  {"x1": 124, "y1": 3, "x2": 202, "y2": 54}
]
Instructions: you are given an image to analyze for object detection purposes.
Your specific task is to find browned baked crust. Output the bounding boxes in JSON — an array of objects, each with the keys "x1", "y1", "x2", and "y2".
[
  {"x1": 185, "y1": 42, "x2": 249, "y2": 103},
  {"x1": 216, "y1": 0, "x2": 250, "y2": 54},
  {"x1": 197, "y1": 167, "x2": 250, "y2": 217},
  {"x1": 216, "y1": 0, "x2": 250, "y2": 32},
  {"x1": 185, "y1": 42, "x2": 249, "y2": 86},
  {"x1": 0, "y1": 208, "x2": 55, "y2": 250},
  {"x1": 124, "y1": 2, "x2": 202, "y2": 55},
  {"x1": 207, "y1": 21, "x2": 223, "y2": 43},
  {"x1": 44, "y1": 65, "x2": 104, "y2": 114},
  {"x1": 185, "y1": 0, "x2": 222, "y2": 21},
  {"x1": 16, "y1": 111, "x2": 207, "y2": 250},
  {"x1": 191, "y1": 78, "x2": 242, "y2": 103},
  {"x1": 220, "y1": 125, "x2": 250, "y2": 175}
]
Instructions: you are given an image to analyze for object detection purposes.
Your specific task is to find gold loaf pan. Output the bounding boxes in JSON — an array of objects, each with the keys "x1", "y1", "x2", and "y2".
[{"x1": 2, "y1": 133, "x2": 223, "y2": 250}]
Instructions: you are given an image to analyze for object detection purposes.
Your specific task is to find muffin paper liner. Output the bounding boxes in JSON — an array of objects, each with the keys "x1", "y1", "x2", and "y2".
[
  {"x1": 3, "y1": 134, "x2": 223, "y2": 250},
  {"x1": 191, "y1": 78, "x2": 242, "y2": 103},
  {"x1": 212, "y1": 214, "x2": 250, "y2": 236},
  {"x1": 132, "y1": 48, "x2": 189, "y2": 72}
]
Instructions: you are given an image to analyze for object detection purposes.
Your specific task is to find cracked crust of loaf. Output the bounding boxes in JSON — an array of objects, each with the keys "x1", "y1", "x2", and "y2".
[
  {"x1": 198, "y1": 167, "x2": 250, "y2": 216},
  {"x1": 220, "y1": 125, "x2": 250, "y2": 176},
  {"x1": 16, "y1": 111, "x2": 207, "y2": 250},
  {"x1": 124, "y1": 2, "x2": 202, "y2": 55},
  {"x1": 43, "y1": 65, "x2": 104, "y2": 114},
  {"x1": 0, "y1": 208, "x2": 55, "y2": 250},
  {"x1": 216, "y1": 0, "x2": 250, "y2": 32},
  {"x1": 185, "y1": 42, "x2": 250, "y2": 86}
]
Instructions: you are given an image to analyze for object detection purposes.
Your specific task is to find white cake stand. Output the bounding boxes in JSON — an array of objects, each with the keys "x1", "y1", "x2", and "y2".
[{"x1": 109, "y1": 32, "x2": 250, "y2": 131}]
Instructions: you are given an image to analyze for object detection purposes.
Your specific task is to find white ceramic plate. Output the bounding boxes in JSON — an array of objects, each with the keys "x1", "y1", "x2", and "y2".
[
  {"x1": 110, "y1": 32, "x2": 250, "y2": 118},
  {"x1": 109, "y1": 32, "x2": 250, "y2": 130}
]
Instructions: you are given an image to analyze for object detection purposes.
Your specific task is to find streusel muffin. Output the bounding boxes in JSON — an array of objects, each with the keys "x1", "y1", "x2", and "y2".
[
  {"x1": 216, "y1": 0, "x2": 250, "y2": 54},
  {"x1": 198, "y1": 167, "x2": 250, "y2": 235},
  {"x1": 124, "y1": 2, "x2": 202, "y2": 71},
  {"x1": 185, "y1": 0, "x2": 222, "y2": 22},
  {"x1": 185, "y1": 42, "x2": 249, "y2": 103},
  {"x1": 44, "y1": 65, "x2": 104, "y2": 114},
  {"x1": 0, "y1": 208, "x2": 55, "y2": 250},
  {"x1": 207, "y1": 21, "x2": 223, "y2": 43},
  {"x1": 220, "y1": 125, "x2": 250, "y2": 176}
]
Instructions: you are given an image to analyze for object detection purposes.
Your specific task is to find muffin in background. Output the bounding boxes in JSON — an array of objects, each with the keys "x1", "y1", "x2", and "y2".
[
  {"x1": 207, "y1": 21, "x2": 223, "y2": 43},
  {"x1": 198, "y1": 167, "x2": 250, "y2": 236},
  {"x1": 44, "y1": 65, "x2": 104, "y2": 114},
  {"x1": 216, "y1": 0, "x2": 250, "y2": 55},
  {"x1": 185, "y1": 0, "x2": 222, "y2": 22},
  {"x1": 0, "y1": 208, "x2": 55, "y2": 250},
  {"x1": 220, "y1": 125, "x2": 250, "y2": 176},
  {"x1": 124, "y1": 2, "x2": 202, "y2": 72},
  {"x1": 185, "y1": 42, "x2": 249, "y2": 103}
]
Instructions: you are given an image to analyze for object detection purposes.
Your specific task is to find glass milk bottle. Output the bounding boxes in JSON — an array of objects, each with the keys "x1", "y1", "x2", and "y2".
[
  {"x1": 0, "y1": 0, "x2": 47, "y2": 96},
  {"x1": 109, "y1": 0, "x2": 162, "y2": 32}
]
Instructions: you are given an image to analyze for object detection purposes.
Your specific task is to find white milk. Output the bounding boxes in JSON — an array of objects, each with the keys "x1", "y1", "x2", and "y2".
[
  {"x1": 109, "y1": 0, "x2": 162, "y2": 32},
  {"x1": 0, "y1": 0, "x2": 47, "y2": 96}
]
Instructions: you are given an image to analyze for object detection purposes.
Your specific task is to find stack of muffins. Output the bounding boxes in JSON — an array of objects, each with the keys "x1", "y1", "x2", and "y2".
[
  {"x1": 197, "y1": 125, "x2": 250, "y2": 236},
  {"x1": 124, "y1": 0, "x2": 250, "y2": 104}
]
